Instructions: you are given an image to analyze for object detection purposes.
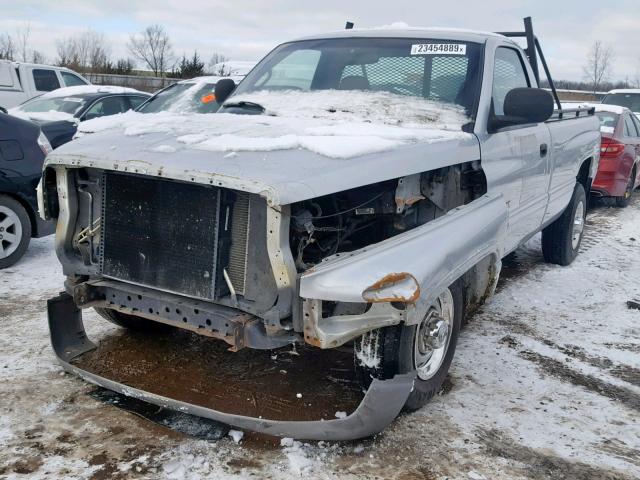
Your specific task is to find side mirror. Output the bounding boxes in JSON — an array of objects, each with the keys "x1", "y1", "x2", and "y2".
[
  {"x1": 490, "y1": 87, "x2": 554, "y2": 131},
  {"x1": 215, "y1": 78, "x2": 236, "y2": 105}
]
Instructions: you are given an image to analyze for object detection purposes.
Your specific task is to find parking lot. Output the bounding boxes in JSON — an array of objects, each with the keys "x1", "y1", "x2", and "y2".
[{"x1": 1, "y1": 196, "x2": 638, "y2": 479}]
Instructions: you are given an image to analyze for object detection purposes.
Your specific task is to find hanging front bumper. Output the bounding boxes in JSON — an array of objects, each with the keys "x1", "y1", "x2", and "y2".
[{"x1": 48, "y1": 292, "x2": 415, "y2": 441}]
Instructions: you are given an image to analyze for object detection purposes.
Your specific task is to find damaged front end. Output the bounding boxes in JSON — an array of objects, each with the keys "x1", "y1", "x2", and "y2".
[
  {"x1": 48, "y1": 293, "x2": 415, "y2": 440},
  {"x1": 41, "y1": 145, "x2": 504, "y2": 440}
]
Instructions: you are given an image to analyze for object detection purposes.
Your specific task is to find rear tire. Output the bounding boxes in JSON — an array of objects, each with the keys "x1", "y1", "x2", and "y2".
[
  {"x1": 614, "y1": 167, "x2": 636, "y2": 208},
  {"x1": 0, "y1": 195, "x2": 32, "y2": 269},
  {"x1": 354, "y1": 280, "x2": 463, "y2": 411},
  {"x1": 94, "y1": 307, "x2": 172, "y2": 332},
  {"x1": 541, "y1": 183, "x2": 586, "y2": 266}
]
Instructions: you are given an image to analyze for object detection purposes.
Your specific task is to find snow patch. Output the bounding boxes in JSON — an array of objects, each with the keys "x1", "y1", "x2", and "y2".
[
  {"x1": 281, "y1": 440, "x2": 316, "y2": 475},
  {"x1": 228, "y1": 429, "x2": 244, "y2": 443},
  {"x1": 354, "y1": 329, "x2": 381, "y2": 369},
  {"x1": 75, "y1": 89, "x2": 470, "y2": 159},
  {"x1": 151, "y1": 144, "x2": 177, "y2": 153},
  {"x1": 230, "y1": 89, "x2": 469, "y2": 130},
  {"x1": 9, "y1": 109, "x2": 77, "y2": 123},
  {"x1": 40, "y1": 85, "x2": 144, "y2": 98},
  {"x1": 334, "y1": 411, "x2": 347, "y2": 419}
]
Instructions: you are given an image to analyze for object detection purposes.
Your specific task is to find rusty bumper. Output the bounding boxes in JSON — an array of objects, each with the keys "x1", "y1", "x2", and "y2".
[{"x1": 48, "y1": 292, "x2": 415, "y2": 441}]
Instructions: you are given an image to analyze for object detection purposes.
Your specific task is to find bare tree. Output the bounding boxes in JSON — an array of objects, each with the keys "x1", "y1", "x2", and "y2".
[
  {"x1": 56, "y1": 37, "x2": 78, "y2": 68},
  {"x1": 15, "y1": 22, "x2": 31, "y2": 62},
  {"x1": 0, "y1": 33, "x2": 15, "y2": 60},
  {"x1": 55, "y1": 30, "x2": 111, "y2": 73},
  {"x1": 583, "y1": 41, "x2": 615, "y2": 93},
  {"x1": 31, "y1": 50, "x2": 47, "y2": 64},
  {"x1": 208, "y1": 52, "x2": 228, "y2": 74},
  {"x1": 128, "y1": 25, "x2": 174, "y2": 76}
]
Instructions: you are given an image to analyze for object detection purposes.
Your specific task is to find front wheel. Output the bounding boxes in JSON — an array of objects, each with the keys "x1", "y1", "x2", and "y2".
[
  {"x1": 0, "y1": 195, "x2": 32, "y2": 269},
  {"x1": 354, "y1": 281, "x2": 463, "y2": 411},
  {"x1": 541, "y1": 183, "x2": 586, "y2": 266}
]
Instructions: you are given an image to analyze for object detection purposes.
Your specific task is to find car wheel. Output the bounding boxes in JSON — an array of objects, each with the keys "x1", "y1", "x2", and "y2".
[
  {"x1": 354, "y1": 280, "x2": 463, "y2": 411},
  {"x1": 0, "y1": 195, "x2": 32, "y2": 269},
  {"x1": 94, "y1": 307, "x2": 173, "y2": 332},
  {"x1": 541, "y1": 182, "x2": 586, "y2": 266},
  {"x1": 615, "y1": 167, "x2": 636, "y2": 208}
]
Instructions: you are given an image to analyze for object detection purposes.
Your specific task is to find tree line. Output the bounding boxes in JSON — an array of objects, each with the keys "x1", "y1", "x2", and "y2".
[
  {"x1": 0, "y1": 23, "x2": 229, "y2": 79},
  {"x1": 0, "y1": 25, "x2": 635, "y2": 89}
]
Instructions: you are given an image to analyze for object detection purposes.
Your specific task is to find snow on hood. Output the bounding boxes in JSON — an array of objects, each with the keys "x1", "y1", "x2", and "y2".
[
  {"x1": 76, "y1": 90, "x2": 470, "y2": 159},
  {"x1": 8, "y1": 109, "x2": 77, "y2": 123},
  {"x1": 38, "y1": 85, "x2": 144, "y2": 99},
  {"x1": 229, "y1": 90, "x2": 469, "y2": 130}
]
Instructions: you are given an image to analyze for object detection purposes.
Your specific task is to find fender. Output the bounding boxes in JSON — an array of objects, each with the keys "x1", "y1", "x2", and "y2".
[{"x1": 299, "y1": 193, "x2": 508, "y2": 316}]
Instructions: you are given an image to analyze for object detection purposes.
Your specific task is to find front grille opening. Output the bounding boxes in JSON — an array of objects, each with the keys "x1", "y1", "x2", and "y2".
[{"x1": 100, "y1": 172, "x2": 239, "y2": 300}]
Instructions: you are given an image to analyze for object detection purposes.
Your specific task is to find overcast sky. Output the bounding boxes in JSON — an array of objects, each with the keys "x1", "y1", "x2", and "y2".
[{"x1": 1, "y1": 0, "x2": 639, "y2": 82}]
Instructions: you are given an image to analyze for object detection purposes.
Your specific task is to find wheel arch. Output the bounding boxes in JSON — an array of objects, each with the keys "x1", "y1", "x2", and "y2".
[
  {"x1": 459, "y1": 252, "x2": 501, "y2": 323},
  {"x1": 577, "y1": 157, "x2": 593, "y2": 195}
]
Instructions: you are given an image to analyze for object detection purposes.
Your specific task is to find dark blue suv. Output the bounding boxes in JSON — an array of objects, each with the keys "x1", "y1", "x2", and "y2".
[{"x1": 0, "y1": 110, "x2": 55, "y2": 268}]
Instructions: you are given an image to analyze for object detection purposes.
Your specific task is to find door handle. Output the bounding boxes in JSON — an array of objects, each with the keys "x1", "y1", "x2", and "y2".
[{"x1": 540, "y1": 143, "x2": 548, "y2": 157}]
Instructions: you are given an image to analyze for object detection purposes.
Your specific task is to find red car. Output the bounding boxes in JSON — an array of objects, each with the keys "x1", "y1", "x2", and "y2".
[{"x1": 591, "y1": 105, "x2": 640, "y2": 207}]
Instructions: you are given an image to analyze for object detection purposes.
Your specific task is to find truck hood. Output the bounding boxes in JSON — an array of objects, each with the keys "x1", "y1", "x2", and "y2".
[{"x1": 47, "y1": 92, "x2": 480, "y2": 205}]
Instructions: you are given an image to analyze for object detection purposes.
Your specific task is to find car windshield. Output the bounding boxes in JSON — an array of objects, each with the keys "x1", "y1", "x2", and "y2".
[
  {"x1": 602, "y1": 93, "x2": 640, "y2": 112},
  {"x1": 17, "y1": 95, "x2": 89, "y2": 115},
  {"x1": 138, "y1": 82, "x2": 219, "y2": 113},
  {"x1": 232, "y1": 37, "x2": 483, "y2": 116}
]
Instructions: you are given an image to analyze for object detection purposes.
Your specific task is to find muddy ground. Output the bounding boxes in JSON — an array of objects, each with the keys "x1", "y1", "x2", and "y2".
[{"x1": 0, "y1": 197, "x2": 639, "y2": 479}]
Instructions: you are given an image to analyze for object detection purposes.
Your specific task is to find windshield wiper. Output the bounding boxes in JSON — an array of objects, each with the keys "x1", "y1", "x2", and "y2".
[{"x1": 222, "y1": 100, "x2": 265, "y2": 113}]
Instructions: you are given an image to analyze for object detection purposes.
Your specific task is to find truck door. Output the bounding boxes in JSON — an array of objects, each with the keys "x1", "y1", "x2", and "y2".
[{"x1": 479, "y1": 46, "x2": 551, "y2": 252}]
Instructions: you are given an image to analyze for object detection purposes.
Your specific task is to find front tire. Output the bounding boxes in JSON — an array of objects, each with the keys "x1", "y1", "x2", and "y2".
[
  {"x1": 354, "y1": 281, "x2": 463, "y2": 411},
  {"x1": 0, "y1": 195, "x2": 32, "y2": 269},
  {"x1": 541, "y1": 183, "x2": 586, "y2": 266}
]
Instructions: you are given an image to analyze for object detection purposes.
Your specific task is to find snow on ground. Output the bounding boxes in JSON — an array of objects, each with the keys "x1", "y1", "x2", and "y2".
[
  {"x1": 76, "y1": 90, "x2": 470, "y2": 159},
  {"x1": 0, "y1": 198, "x2": 639, "y2": 479}
]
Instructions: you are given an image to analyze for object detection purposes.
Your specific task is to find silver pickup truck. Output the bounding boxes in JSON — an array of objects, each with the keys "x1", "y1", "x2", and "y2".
[{"x1": 40, "y1": 19, "x2": 600, "y2": 440}]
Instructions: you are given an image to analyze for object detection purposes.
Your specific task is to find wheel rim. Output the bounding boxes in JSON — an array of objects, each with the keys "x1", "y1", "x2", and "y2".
[
  {"x1": 571, "y1": 200, "x2": 585, "y2": 250},
  {"x1": 414, "y1": 288, "x2": 454, "y2": 381},
  {"x1": 0, "y1": 205, "x2": 22, "y2": 259}
]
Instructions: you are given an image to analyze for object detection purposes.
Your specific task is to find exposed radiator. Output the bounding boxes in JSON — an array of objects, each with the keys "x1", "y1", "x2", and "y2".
[
  {"x1": 100, "y1": 172, "x2": 238, "y2": 300},
  {"x1": 226, "y1": 192, "x2": 250, "y2": 295}
]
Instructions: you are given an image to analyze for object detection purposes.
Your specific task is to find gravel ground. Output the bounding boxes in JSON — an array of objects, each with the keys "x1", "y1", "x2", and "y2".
[{"x1": 0, "y1": 197, "x2": 639, "y2": 479}]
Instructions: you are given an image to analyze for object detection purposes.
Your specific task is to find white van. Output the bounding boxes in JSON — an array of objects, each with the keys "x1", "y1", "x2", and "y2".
[{"x1": 0, "y1": 60, "x2": 90, "y2": 109}]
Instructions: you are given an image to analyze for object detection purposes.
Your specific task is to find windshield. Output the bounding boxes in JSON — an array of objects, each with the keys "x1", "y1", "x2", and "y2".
[
  {"x1": 602, "y1": 93, "x2": 640, "y2": 112},
  {"x1": 232, "y1": 37, "x2": 482, "y2": 116},
  {"x1": 138, "y1": 82, "x2": 220, "y2": 113},
  {"x1": 17, "y1": 95, "x2": 89, "y2": 115}
]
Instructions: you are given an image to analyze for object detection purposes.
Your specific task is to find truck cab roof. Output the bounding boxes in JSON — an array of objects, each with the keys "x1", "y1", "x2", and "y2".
[{"x1": 293, "y1": 26, "x2": 509, "y2": 44}]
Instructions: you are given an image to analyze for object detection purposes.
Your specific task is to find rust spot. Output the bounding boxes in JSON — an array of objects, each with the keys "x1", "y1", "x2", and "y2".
[
  {"x1": 362, "y1": 272, "x2": 421, "y2": 304},
  {"x1": 305, "y1": 336, "x2": 322, "y2": 348},
  {"x1": 394, "y1": 195, "x2": 425, "y2": 210}
]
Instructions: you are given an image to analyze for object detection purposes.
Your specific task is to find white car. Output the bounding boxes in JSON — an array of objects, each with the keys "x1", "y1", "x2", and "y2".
[
  {"x1": 601, "y1": 89, "x2": 640, "y2": 119},
  {"x1": 0, "y1": 60, "x2": 89, "y2": 109}
]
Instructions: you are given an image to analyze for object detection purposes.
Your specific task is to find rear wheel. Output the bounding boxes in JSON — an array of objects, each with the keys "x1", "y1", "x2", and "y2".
[
  {"x1": 615, "y1": 167, "x2": 636, "y2": 208},
  {"x1": 0, "y1": 195, "x2": 31, "y2": 269},
  {"x1": 541, "y1": 183, "x2": 586, "y2": 266},
  {"x1": 354, "y1": 281, "x2": 463, "y2": 411},
  {"x1": 94, "y1": 307, "x2": 172, "y2": 332}
]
